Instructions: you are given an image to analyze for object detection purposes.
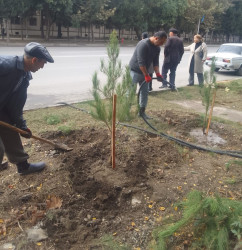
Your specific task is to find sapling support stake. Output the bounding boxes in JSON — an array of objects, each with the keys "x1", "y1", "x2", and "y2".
[
  {"x1": 112, "y1": 94, "x2": 117, "y2": 169},
  {"x1": 205, "y1": 89, "x2": 217, "y2": 135}
]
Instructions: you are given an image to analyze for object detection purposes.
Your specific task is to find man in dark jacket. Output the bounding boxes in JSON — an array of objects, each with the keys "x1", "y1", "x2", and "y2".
[
  {"x1": 160, "y1": 28, "x2": 184, "y2": 88},
  {"x1": 129, "y1": 31, "x2": 167, "y2": 119},
  {"x1": 0, "y1": 42, "x2": 54, "y2": 175}
]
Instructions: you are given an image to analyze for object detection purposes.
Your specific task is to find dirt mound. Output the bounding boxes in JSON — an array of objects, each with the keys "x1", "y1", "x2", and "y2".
[
  {"x1": 1, "y1": 121, "x2": 241, "y2": 249},
  {"x1": 40, "y1": 127, "x2": 183, "y2": 249}
]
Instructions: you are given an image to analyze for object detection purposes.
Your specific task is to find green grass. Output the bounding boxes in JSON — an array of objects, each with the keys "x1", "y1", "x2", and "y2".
[
  {"x1": 45, "y1": 114, "x2": 61, "y2": 125},
  {"x1": 58, "y1": 125, "x2": 72, "y2": 135}
]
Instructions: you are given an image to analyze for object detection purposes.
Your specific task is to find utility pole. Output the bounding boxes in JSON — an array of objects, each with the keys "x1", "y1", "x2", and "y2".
[{"x1": 197, "y1": 18, "x2": 201, "y2": 34}]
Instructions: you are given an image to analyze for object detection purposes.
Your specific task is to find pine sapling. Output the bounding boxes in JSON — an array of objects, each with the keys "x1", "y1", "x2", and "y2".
[{"x1": 200, "y1": 58, "x2": 217, "y2": 134}]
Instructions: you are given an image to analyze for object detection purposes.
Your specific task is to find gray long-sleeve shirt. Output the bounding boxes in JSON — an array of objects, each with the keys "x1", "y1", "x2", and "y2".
[{"x1": 129, "y1": 38, "x2": 160, "y2": 75}]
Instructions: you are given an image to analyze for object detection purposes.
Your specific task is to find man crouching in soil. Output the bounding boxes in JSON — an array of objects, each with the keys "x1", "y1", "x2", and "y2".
[
  {"x1": 0, "y1": 42, "x2": 54, "y2": 175},
  {"x1": 129, "y1": 31, "x2": 167, "y2": 119}
]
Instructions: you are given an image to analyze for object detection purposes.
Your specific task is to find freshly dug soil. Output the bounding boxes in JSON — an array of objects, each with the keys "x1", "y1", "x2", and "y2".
[{"x1": 0, "y1": 111, "x2": 241, "y2": 249}]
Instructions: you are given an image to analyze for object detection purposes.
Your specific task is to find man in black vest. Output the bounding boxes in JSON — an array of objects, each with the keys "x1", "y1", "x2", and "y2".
[
  {"x1": 0, "y1": 42, "x2": 54, "y2": 175},
  {"x1": 160, "y1": 28, "x2": 184, "y2": 89}
]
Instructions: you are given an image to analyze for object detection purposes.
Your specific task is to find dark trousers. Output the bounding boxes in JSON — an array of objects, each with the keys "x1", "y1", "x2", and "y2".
[
  {"x1": 162, "y1": 62, "x2": 179, "y2": 86},
  {"x1": 0, "y1": 114, "x2": 29, "y2": 165},
  {"x1": 188, "y1": 73, "x2": 204, "y2": 86},
  {"x1": 189, "y1": 59, "x2": 204, "y2": 85}
]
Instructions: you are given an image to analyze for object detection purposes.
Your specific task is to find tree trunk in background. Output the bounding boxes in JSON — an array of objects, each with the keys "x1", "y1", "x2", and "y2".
[
  {"x1": 88, "y1": 23, "x2": 90, "y2": 42},
  {"x1": 25, "y1": 18, "x2": 28, "y2": 39},
  {"x1": 21, "y1": 18, "x2": 24, "y2": 40},
  {"x1": 6, "y1": 18, "x2": 10, "y2": 43},
  {"x1": 57, "y1": 23, "x2": 62, "y2": 38},
  {"x1": 67, "y1": 26, "x2": 69, "y2": 41},
  {"x1": 40, "y1": 11, "x2": 44, "y2": 39},
  {"x1": 104, "y1": 26, "x2": 106, "y2": 41},
  {"x1": 91, "y1": 24, "x2": 94, "y2": 41},
  {"x1": 134, "y1": 26, "x2": 140, "y2": 40}
]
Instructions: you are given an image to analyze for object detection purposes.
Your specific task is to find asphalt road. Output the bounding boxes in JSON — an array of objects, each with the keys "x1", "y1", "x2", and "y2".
[{"x1": 0, "y1": 45, "x2": 240, "y2": 110}]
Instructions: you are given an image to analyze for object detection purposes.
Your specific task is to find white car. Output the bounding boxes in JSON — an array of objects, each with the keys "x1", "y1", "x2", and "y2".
[{"x1": 205, "y1": 43, "x2": 242, "y2": 76}]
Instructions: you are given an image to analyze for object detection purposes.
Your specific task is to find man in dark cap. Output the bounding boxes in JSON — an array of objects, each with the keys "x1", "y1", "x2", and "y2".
[
  {"x1": 159, "y1": 28, "x2": 184, "y2": 89},
  {"x1": 129, "y1": 31, "x2": 167, "y2": 118},
  {"x1": 0, "y1": 42, "x2": 54, "y2": 175}
]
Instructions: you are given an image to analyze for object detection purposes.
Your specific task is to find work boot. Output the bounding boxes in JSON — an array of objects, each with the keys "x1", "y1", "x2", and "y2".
[
  {"x1": 17, "y1": 160, "x2": 46, "y2": 175},
  {"x1": 0, "y1": 161, "x2": 8, "y2": 171},
  {"x1": 139, "y1": 107, "x2": 152, "y2": 119}
]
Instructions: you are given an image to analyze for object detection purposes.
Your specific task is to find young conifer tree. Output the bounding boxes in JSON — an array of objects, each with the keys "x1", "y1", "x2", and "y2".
[
  {"x1": 200, "y1": 58, "x2": 217, "y2": 134},
  {"x1": 90, "y1": 30, "x2": 136, "y2": 130}
]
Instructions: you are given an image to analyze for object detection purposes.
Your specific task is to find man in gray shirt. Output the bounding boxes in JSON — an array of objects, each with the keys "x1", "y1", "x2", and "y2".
[{"x1": 129, "y1": 31, "x2": 167, "y2": 118}]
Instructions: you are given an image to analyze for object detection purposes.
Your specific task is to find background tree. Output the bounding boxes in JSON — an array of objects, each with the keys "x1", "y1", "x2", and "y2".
[
  {"x1": 182, "y1": 0, "x2": 231, "y2": 36},
  {"x1": 220, "y1": 0, "x2": 242, "y2": 42},
  {"x1": 73, "y1": 0, "x2": 115, "y2": 41}
]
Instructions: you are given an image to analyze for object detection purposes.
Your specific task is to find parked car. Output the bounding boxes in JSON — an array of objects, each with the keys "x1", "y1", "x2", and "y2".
[{"x1": 205, "y1": 43, "x2": 242, "y2": 76}]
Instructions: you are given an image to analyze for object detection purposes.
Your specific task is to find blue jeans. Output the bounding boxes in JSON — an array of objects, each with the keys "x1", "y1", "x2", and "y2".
[
  {"x1": 130, "y1": 71, "x2": 148, "y2": 108},
  {"x1": 162, "y1": 62, "x2": 179, "y2": 86}
]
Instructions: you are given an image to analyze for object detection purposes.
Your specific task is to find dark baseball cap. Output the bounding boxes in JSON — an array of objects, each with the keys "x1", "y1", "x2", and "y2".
[
  {"x1": 24, "y1": 42, "x2": 54, "y2": 63},
  {"x1": 169, "y1": 28, "x2": 178, "y2": 34},
  {"x1": 153, "y1": 31, "x2": 167, "y2": 39}
]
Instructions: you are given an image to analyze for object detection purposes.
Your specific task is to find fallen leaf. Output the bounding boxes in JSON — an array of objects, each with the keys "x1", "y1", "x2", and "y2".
[
  {"x1": 46, "y1": 195, "x2": 62, "y2": 210},
  {"x1": 144, "y1": 217, "x2": 149, "y2": 221},
  {"x1": 36, "y1": 242, "x2": 42, "y2": 246},
  {"x1": 113, "y1": 232, "x2": 117, "y2": 236},
  {"x1": 159, "y1": 207, "x2": 165, "y2": 211},
  {"x1": 36, "y1": 183, "x2": 42, "y2": 191},
  {"x1": 131, "y1": 222, "x2": 135, "y2": 227}
]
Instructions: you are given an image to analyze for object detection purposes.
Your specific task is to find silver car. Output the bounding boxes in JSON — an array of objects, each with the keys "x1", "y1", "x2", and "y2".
[{"x1": 205, "y1": 43, "x2": 242, "y2": 76}]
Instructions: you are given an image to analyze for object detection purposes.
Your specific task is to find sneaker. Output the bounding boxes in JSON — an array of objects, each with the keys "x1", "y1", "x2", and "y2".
[
  {"x1": 18, "y1": 162, "x2": 46, "y2": 175},
  {"x1": 159, "y1": 85, "x2": 168, "y2": 89}
]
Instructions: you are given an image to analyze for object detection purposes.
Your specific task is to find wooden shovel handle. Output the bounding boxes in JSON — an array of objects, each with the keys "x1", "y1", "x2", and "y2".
[{"x1": 0, "y1": 120, "x2": 56, "y2": 147}]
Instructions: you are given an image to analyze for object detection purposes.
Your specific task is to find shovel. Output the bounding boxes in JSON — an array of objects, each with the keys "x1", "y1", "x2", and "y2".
[{"x1": 0, "y1": 121, "x2": 73, "y2": 151}]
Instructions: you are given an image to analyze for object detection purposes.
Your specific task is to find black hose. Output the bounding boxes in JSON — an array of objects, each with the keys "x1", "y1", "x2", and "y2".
[
  {"x1": 137, "y1": 80, "x2": 242, "y2": 158},
  {"x1": 58, "y1": 98, "x2": 242, "y2": 158},
  {"x1": 57, "y1": 102, "x2": 90, "y2": 114}
]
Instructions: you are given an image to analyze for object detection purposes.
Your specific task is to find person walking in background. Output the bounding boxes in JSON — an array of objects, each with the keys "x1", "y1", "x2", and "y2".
[
  {"x1": 129, "y1": 31, "x2": 167, "y2": 119},
  {"x1": 142, "y1": 32, "x2": 154, "y2": 92},
  {"x1": 160, "y1": 28, "x2": 184, "y2": 89},
  {"x1": 0, "y1": 42, "x2": 54, "y2": 175},
  {"x1": 184, "y1": 34, "x2": 207, "y2": 86}
]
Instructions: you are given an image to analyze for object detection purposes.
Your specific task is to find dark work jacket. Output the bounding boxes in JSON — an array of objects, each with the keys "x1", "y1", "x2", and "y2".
[
  {"x1": 129, "y1": 38, "x2": 160, "y2": 74},
  {"x1": 163, "y1": 36, "x2": 184, "y2": 64},
  {"x1": 0, "y1": 55, "x2": 32, "y2": 129}
]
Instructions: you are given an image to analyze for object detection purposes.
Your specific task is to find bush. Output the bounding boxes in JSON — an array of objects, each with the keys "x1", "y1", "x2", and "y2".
[{"x1": 152, "y1": 190, "x2": 242, "y2": 250}]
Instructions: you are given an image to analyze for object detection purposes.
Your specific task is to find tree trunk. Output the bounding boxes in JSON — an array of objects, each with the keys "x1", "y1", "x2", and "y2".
[
  {"x1": 57, "y1": 23, "x2": 62, "y2": 38},
  {"x1": 20, "y1": 17, "x2": 24, "y2": 40},
  {"x1": 40, "y1": 11, "x2": 44, "y2": 39},
  {"x1": 25, "y1": 18, "x2": 29, "y2": 39},
  {"x1": 67, "y1": 26, "x2": 69, "y2": 41},
  {"x1": 104, "y1": 25, "x2": 106, "y2": 41},
  {"x1": 134, "y1": 26, "x2": 140, "y2": 40},
  {"x1": 91, "y1": 23, "x2": 94, "y2": 42},
  {"x1": 88, "y1": 23, "x2": 90, "y2": 42},
  {"x1": 6, "y1": 18, "x2": 10, "y2": 43}
]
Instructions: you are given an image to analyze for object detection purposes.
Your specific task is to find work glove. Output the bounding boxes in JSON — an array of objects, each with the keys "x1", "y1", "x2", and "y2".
[
  {"x1": 145, "y1": 75, "x2": 152, "y2": 83},
  {"x1": 21, "y1": 128, "x2": 32, "y2": 139},
  {"x1": 156, "y1": 73, "x2": 163, "y2": 82}
]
